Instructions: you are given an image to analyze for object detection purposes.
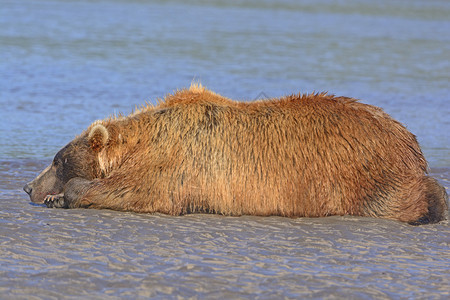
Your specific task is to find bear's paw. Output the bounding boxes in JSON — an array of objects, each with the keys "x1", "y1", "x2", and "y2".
[{"x1": 44, "y1": 193, "x2": 67, "y2": 208}]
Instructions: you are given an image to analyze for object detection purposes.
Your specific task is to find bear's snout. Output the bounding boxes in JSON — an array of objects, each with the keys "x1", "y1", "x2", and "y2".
[
  {"x1": 23, "y1": 183, "x2": 32, "y2": 195},
  {"x1": 24, "y1": 163, "x2": 66, "y2": 203}
]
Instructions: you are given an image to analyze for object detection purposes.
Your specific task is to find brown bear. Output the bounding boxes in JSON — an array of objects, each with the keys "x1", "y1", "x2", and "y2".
[{"x1": 24, "y1": 84, "x2": 448, "y2": 225}]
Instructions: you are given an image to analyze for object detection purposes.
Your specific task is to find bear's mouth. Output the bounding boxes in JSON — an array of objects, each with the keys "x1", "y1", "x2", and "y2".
[{"x1": 24, "y1": 186, "x2": 61, "y2": 204}]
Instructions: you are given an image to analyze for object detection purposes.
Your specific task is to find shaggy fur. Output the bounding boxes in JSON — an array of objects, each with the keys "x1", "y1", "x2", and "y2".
[{"x1": 24, "y1": 84, "x2": 448, "y2": 224}]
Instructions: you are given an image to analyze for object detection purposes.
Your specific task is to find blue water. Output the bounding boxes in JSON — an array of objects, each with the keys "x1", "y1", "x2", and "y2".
[
  {"x1": 1, "y1": 0, "x2": 449, "y2": 164},
  {"x1": 1, "y1": 0, "x2": 449, "y2": 298}
]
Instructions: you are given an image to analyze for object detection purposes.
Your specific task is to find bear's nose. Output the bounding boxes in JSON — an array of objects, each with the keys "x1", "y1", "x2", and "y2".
[{"x1": 23, "y1": 184, "x2": 32, "y2": 195}]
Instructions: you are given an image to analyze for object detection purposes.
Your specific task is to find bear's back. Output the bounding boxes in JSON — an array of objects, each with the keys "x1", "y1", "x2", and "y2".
[{"x1": 138, "y1": 88, "x2": 427, "y2": 217}]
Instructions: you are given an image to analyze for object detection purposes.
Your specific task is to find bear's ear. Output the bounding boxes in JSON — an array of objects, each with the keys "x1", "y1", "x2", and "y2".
[{"x1": 88, "y1": 123, "x2": 109, "y2": 152}]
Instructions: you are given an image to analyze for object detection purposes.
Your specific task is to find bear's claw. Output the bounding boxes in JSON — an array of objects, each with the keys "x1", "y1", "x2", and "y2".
[{"x1": 44, "y1": 193, "x2": 67, "y2": 208}]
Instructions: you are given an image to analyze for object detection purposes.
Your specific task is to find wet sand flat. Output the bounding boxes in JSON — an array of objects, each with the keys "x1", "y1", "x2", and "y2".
[{"x1": 1, "y1": 160, "x2": 449, "y2": 299}]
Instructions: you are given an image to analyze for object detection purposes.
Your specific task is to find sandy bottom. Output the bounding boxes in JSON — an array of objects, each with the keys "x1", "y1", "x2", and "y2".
[{"x1": 1, "y1": 159, "x2": 449, "y2": 299}]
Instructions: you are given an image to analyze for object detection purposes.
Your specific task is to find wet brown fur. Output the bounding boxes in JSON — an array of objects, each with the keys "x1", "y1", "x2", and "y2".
[{"x1": 35, "y1": 84, "x2": 450, "y2": 224}]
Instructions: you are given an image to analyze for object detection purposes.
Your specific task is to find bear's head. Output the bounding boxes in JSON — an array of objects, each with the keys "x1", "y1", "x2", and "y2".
[{"x1": 23, "y1": 123, "x2": 110, "y2": 204}]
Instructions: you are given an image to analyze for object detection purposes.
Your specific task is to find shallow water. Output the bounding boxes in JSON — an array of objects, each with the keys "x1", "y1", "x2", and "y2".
[{"x1": 1, "y1": 0, "x2": 449, "y2": 298}]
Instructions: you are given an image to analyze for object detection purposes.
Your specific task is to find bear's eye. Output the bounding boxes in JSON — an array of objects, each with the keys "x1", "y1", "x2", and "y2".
[{"x1": 53, "y1": 158, "x2": 63, "y2": 167}]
